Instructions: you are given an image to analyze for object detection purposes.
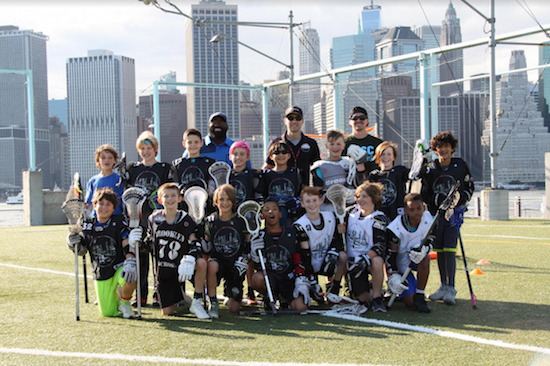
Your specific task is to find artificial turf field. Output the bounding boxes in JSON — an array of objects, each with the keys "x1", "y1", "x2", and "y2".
[{"x1": 0, "y1": 218, "x2": 549, "y2": 366}]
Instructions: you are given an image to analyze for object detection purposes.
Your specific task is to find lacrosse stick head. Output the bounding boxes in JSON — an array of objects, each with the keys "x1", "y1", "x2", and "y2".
[
  {"x1": 440, "y1": 180, "x2": 461, "y2": 220},
  {"x1": 237, "y1": 200, "x2": 261, "y2": 237},
  {"x1": 183, "y1": 186, "x2": 208, "y2": 224},
  {"x1": 208, "y1": 161, "x2": 231, "y2": 188},
  {"x1": 114, "y1": 151, "x2": 127, "y2": 178},
  {"x1": 122, "y1": 187, "x2": 147, "y2": 228},
  {"x1": 62, "y1": 172, "x2": 86, "y2": 233},
  {"x1": 325, "y1": 184, "x2": 349, "y2": 222}
]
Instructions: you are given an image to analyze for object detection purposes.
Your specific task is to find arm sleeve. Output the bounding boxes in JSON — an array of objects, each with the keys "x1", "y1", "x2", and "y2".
[
  {"x1": 331, "y1": 213, "x2": 344, "y2": 252},
  {"x1": 459, "y1": 162, "x2": 474, "y2": 206},
  {"x1": 385, "y1": 228, "x2": 400, "y2": 274},
  {"x1": 371, "y1": 215, "x2": 389, "y2": 258}
]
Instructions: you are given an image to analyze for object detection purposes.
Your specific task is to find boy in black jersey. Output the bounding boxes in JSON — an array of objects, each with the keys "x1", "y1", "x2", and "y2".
[
  {"x1": 249, "y1": 198, "x2": 309, "y2": 312},
  {"x1": 229, "y1": 141, "x2": 260, "y2": 206},
  {"x1": 126, "y1": 131, "x2": 174, "y2": 307},
  {"x1": 66, "y1": 188, "x2": 141, "y2": 319},
  {"x1": 204, "y1": 184, "x2": 249, "y2": 318},
  {"x1": 148, "y1": 183, "x2": 208, "y2": 318},
  {"x1": 421, "y1": 131, "x2": 474, "y2": 305},
  {"x1": 257, "y1": 141, "x2": 302, "y2": 228}
]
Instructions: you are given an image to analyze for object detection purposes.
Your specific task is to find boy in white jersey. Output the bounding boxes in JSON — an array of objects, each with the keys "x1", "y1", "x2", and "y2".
[
  {"x1": 386, "y1": 193, "x2": 434, "y2": 313},
  {"x1": 293, "y1": 187, "x2": 347, "y2": 304},
  {"x1": 344, "y1": 181, "x2": 389, "y2": 312}
]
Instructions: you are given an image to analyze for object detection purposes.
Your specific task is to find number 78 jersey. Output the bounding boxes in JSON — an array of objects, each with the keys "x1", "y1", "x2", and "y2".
[{"x1": 148, "y1": 210, "x2": 197, "y2": 280}]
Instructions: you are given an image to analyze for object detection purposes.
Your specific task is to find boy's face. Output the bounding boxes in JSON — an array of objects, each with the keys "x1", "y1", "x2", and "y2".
[
  {"x1": 380, "y1": 147, "x2": 395, "y2": 166},
  {"x1": 215, "y1": 190, "x2": 234, "y2": 215},
  {"x1": 138, "y1": 143, "x2": 157, "y2": 163},
  {"x1": 355, "y1": 190, "x2": 374, "y2": 213},
  {"x1": 158, "y1": 188, "x2": 181, "y2": 210},
  {"x1": 261, "y1": 201, "x2": 281, "y2": 226},
  {"x1": 98, "y1": 151, "x2": 116, "y2": 171},
  {"x1": 184, "y1": 134, "x2": 203, "y2": 156},
  {"x1": 404, "y1": 199, "x2": 424, "y2": 224},
  {"x1": 326, "y1": 137, "x2": 345, "y2": 158},
  {"x1": 94, "y1": 198, "x2": 115, "y2": 221},
  {"x1": 301, "y1": 192, "x2": 321, "y2": 214},
  {"x1": 434, "y1": 142, "x2": 453, "y2": 162},
  {"x1": 270, "y1": 148, "x2": 290, "y2": 166},
  {"x1": 230, "y1": 147, "x2": 249, "y2": 170}
]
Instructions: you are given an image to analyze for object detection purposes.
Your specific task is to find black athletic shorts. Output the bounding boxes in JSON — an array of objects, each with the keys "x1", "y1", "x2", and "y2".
[
  {"x1": 267, "y1": 272, "x2": 295, "y2": 303},
  {"x1": 210, "y1": 258, "x2": 244, "y2": 302},
  {"x1": 157, "y1": 276, "x2": 184, "y2": 308}
]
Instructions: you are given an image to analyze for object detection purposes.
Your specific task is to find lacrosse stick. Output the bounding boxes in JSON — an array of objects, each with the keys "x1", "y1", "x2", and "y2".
[
  {"x1": 387, "y1": 180, "x2": 461, "y2": 308},
  {"x1": 122, "y1": 187, "x2": 147, "y2": 319},
  {"x1": 183, "y1": 186, "x2": 209, "y2": 224},
  {"x1": 237, "y1": 200, "x2": 277, "y2": 315},
  {"x1": 114, "y1": 151, "x2": 127, "y2": 187},
  {"x1": 61, "y1": 172, "x2": 87, "y2": 321},
  {"x1": 208, "y1": 161, "x2": 231, "y2": 189}
]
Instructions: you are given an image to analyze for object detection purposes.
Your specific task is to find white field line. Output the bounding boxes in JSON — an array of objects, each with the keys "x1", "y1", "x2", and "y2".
[
  {"x1": 2, "y1": 262, "x2": 550, "y2": 357},
  {"x1": 0, "y1": 348, "x2": 383, "y2": 366},
  {"x1": 463, "y1": 233, "x2": 548, "y2": 241},
  {"x1": 320, "y1": 312, "x2": 550, "y2": 356}
]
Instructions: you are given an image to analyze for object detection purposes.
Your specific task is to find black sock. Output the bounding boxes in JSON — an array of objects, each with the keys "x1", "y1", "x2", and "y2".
[
  {"x1": 444, "y1": 252, "x2": 456, "y2": 287},
  {"x1": 193, "y1": 292, "x2": 203, "y2": 299}
]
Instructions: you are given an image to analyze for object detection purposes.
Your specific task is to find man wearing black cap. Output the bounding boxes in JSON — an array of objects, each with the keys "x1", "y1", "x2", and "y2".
[
  {"x1": 183, "y1": 112, "x2": 251, "y2": 168},
  {"x1": 264, "y1": 106, "x2": 320, "y2": 185},
  {"x1": 343, "y1": 106, "x2": 383, "y2": 175}
]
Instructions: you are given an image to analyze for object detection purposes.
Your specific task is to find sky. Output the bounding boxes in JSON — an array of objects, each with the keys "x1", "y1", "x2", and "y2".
[{"x1": 2, "y1": 0, "x2": 550, "y2": 101}]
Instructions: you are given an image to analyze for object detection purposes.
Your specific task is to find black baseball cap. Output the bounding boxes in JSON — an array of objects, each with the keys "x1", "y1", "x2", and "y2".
[
  {"x1": 349, "y1": 106, "x2": 368, "y2": 119},
  {"x1": 209, "y1": 112, "x2": 227, "y2": 123},
  {"x1": 285, "y1": 106, "x2": 303, "y2": 118}
]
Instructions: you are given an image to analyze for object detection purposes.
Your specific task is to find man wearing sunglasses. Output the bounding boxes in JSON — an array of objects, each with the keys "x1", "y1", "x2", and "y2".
[
  {"x1": 343, "y1": 106, "x2": 383, "y2": 175},
  {"x1": 264, "y1": 106, "x2": 320, "y2": 185}
]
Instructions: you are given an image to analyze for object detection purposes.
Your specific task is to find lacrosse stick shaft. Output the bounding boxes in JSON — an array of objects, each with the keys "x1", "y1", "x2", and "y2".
[
  {"x1": 458, "y1": 230, "x2": 477, "y2": 309},
  {"x1": 258, "y1": 250, "x2": 277, "y2": 315},
  {"x1": 135, "y1": 241, "x2": 142, "y2": 319},
  {"x1": 74, "y1": 244, "x2": 80, "y2": 321},
  {"x1": 82, "y1": 254, "x2": 89, "y2": 303}
]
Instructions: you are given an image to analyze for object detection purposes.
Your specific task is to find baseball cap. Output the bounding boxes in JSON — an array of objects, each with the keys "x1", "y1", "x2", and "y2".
[
  {"x1": 285, "y1": 106, "x2": 303, "y2": 118},
  {"x1": 209, "y1": 112, "x2": 227, "y2": 123},
  {"x1": 349, "y1": 106, "x2": 368, "y2": 119}
]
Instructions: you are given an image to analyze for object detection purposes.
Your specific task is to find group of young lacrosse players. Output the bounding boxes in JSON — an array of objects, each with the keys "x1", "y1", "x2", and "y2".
[{"x1": 66, "y1": 106, "x2": 474, "y2": 320}]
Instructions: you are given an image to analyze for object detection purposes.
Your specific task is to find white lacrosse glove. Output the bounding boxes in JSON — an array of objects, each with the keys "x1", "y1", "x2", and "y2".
[
  {"x1": 178, "y1": 255, "x2": 196, "y2": 282},
  {"x1": 250, "y1": 234, "x2": 265, "y2": 263},
  {"x1": 409, "y1": 241, "x2": 433, "y2": 264},
  {"x1": 415, "y1": 139, "x2": 429, "y2": 152},
  {"x1": 121, "y1": 257, "x2": 137, "y2": 283},
  {"x1": 348, "y1": 254, "x2": 371, "y2": 279},
  {"x1": 387, "y1": 273, "x2": 409, "y2": 296},
  {"x1": 293, "y1": 275, "x2": 311, "y2": 307},
  {"x1": 66, "y1": 232, "x2": 87, "y2": 256},
  {"x1": 128, "y1": 227, "x2": 143, "y2": 248},
  {"x1": 234, "y1": 255, "x2": 249, "y2": 278},
  {"x1": 347, "y1": 144, "x2": 368, "y2": 164}
]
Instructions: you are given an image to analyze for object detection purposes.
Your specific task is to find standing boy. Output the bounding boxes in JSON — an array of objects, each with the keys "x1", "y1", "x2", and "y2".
[
  {"x1": 85, "y1": 144, "x2": 124, "y2": 215},
  {"x1": 228, "y1": 141, "x2": 260, "y2": 206}
]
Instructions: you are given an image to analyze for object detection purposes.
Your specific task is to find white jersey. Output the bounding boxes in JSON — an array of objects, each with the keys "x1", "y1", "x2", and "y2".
[
  {"x1": 346, "y1": 208, "x2": 386, "y2": 259},
  {"x1": 294, "y1": 211, "x2": 337, "y2": 273},
  {"x1": 386, "y1": 211, "x2": 434, "y2": 273}
]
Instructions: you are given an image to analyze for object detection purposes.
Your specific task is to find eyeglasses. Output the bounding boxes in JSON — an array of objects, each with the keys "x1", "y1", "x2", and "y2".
[
  {"x1": 286, "y1": 115, "x2": 303, "y2": 121},
  {"x1": 272, "y1": 150, "x2": 289, "y2": 155},
  {"x1": 351, "y1": 115, "x2": 368, "y2": 121}
]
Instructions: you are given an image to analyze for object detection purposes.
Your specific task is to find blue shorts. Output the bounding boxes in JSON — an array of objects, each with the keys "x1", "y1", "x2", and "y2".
[{"x1": 399, "y1": 268, "x2": 418, "y2": 299}]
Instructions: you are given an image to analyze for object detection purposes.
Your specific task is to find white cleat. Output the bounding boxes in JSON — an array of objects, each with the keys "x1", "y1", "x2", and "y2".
[{"x1": 190, "y1": 298, "x2": 210, "y2": 319}]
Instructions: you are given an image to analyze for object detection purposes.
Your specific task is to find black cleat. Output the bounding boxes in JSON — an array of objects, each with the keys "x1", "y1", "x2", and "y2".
[{"x1": 414, "y1": 293, "x2": 432, "y2": 313}]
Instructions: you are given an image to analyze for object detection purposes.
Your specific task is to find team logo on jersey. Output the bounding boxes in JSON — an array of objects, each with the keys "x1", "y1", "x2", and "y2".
[
  {"x1": 230, "y1": 179, "x2": 247, "y2": 204},
  {"x1": 301, "y1": 143, "x2": 311, "y2": 153},
  {"x1": 90, "y1": 235, "x2": 118, "y2": 268},
  {"x1": 135, "y1": 170, "x2": 161, "y2": 193},
  {"x1": 180, "y1": 167, "x2": 206, "y2": 187},
  {"x1": 213, "y1": 225, "x2": 241, "y2": 258},
  {"x1": 310, "y1": 234, "x2": 330, "y2": 271},
  {"x1": 268, "y1": 178, "x2": 295, "y2": 198},
  {"x1": 346, "y1": 222, "x2": 371, "y2": 254},
  {"x1": 433, "y1": 175, "x2": 457, "y2": 207},
  {"x1": 265, "y1": 244, "x2": 291, "y2": 274},
  {"x1": 379, "y1": 178, "x2": 397, "y2": 207}
]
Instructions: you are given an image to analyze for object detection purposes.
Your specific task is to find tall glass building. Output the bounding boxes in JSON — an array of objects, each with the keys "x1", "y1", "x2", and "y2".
[
  {"x1": 298, "y1": 24, "x2": 321, "y2": 134},
  {"x1": 539, "y1": 41, "x2": 550, "y2": 129},
  {"x1": 361, "y1": 3, "x2": 381, "y2": 35},
  {"x1": 186, "y1": 0, "x2": 240, "y2": 139},
  {"x1": 0, "y1": 25, "x2": 51, "y2": 189}
]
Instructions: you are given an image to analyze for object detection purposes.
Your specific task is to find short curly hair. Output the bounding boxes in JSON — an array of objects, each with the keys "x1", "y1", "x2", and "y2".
[{"x1": 430, "y1": 131, "x2": 458, "y2": 151}]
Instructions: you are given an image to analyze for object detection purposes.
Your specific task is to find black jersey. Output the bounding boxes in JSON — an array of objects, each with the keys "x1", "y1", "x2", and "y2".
[
  {"x1": 420, "y1": 158, "x2": 474, "y2": 215},
  {"x1": 257, "y1": 168, "x2": 302, "y2": 203},
  {"x1": 260, "y1": 227, "x2": 299, "y2": 278},
  {"x1": 148, "y1": 210, "x2": 197, "y2": 281},
  {"x1": 343, "y1": 135, "x2": 384, "y2": 174},
  {"x1": 172, "y1": 156, "x2": 215, "y2": 189},
  {"x1": 81, "y1": 215, "x2": 129, "y2": 281},
  {"x1": 204, "y1": 212, "x2": 248, "y2": 264},
  {"x1": 368, "y1": 165, "x2": 409, "y2": 221},
  {"x1": 230, "y1": 169, "x2": 258, "y2": 205}
]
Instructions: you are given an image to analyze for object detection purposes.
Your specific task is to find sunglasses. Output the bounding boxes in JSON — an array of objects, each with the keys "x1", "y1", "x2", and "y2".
[
  {"x1": 272, "y1": 150, "x2": 289, "y2": 155},
  {"x1": 286, "y1": 115, "x2": 303, "y2": 121},
  {"x1": 351, "y1": 115, "x2": 368, "y2": 121}
]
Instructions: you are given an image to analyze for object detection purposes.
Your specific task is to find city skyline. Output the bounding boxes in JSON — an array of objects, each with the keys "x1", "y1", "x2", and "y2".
[{"x1": 2, "y1": 1, "x2": 549, "y2": 103}]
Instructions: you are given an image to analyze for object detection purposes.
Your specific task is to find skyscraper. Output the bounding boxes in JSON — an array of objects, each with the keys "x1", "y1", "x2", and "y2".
[
  {"x1": 539, "y1": 41, "x2": 550, "y2": 129},
  {"x1": 66, "y1": 50, "x2": 137, "y2": 184},
  {"x1": 186, "y1": 0, "x2": 240, "y2": 139},
  {"x1": 298, "y1": 23, "x2": 321, "y2": 134},
  {"x1": 0, "y1": 25, "x2": 51, "y2": 189},
  {"x1": 361, "y1": 2, "x2": 381, "y2": 36},
  {"x1": 439, "y1": 2, "x2": 463, "y2": 96}
]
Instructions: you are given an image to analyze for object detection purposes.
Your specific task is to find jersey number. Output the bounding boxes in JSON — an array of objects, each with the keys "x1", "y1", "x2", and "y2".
[{"x1": 158, "y1": 239, "x2": 181, "y2": 260}]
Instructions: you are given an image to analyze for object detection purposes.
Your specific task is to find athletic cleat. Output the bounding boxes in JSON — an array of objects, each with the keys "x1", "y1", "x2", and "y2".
[
  {"x1": 118, "y1": 301, "x2": 135, "y2": 319},
  {"x1": 326, "y1": 292, "x2": 344, "y2": 304},
  {"x1": 443, "y1": 287, "x2": 457, "y2": 305},
  {"x1": 413, "y1": 293, "x2": 431, "y2": 313},
  {"x1": 428, "y1": 284, "x2": 449, "y2": 301},
  {"x1": 190, "y1": 298, "x2": 210, "y2": 319},
  {"x1": 209, "y1": 301, "x2": 219, "y2": 319},
  {"x1": 152, "y1": 294, "x2": 160, "y2": 308},
  {"x1": 371, "y1": 297, "x2": 387, "y2": 313}
]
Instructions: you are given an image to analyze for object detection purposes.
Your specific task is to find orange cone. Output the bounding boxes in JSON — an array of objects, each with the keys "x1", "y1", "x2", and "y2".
[
  {"x1": 429, "y1": 251, "x2": 437, "y2": 260},
  {"x1": 477, "y1": 259, "x2": 491, "y2": 265},
  {"x1": 470, "y1": 268, "x2": 485, "y2": 275}
]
